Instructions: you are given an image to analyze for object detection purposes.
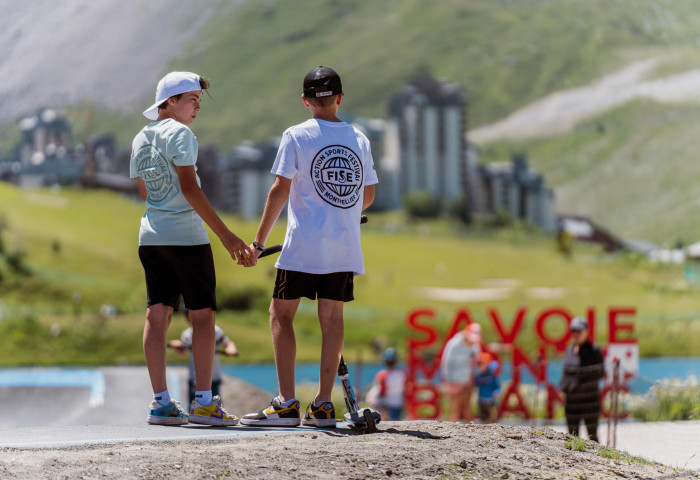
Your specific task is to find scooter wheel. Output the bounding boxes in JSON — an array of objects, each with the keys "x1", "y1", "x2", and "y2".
[{"x1": 363, "y1": 409, "x2": 377, "y2": 434}]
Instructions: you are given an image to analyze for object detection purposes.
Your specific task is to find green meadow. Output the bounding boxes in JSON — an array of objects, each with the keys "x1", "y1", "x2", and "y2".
[{"x1": 0, "y1": 182, "x2": 698, "y2": 366}]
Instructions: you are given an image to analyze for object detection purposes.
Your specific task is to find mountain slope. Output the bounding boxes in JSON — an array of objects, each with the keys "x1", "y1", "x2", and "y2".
[
  {"x1": 0, "y1": 0, "x2": 230, "y2": 124},
  {"x1": 5, "y1": 0, "x2": 700, "y2": 148}
]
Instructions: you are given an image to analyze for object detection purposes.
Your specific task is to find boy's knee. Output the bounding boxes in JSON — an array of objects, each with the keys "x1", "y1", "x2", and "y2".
[
  {"x1": 270, "y1": 311, "x2": 294, "y2": 329},
  {"x1": 146, "y1": 304, "x2": 172, "y2": 327},
  {"x1": 186, "y1": 308, "x2": 215, "y2": 324}
]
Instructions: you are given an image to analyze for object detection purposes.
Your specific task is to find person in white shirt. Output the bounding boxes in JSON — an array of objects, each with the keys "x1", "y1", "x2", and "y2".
[
  {"x1": 440, "y1": 323, "x2": 482, "y2": 422},
  {"x1": 240, "y1": 66, "x2": 377, "y2": 428}
]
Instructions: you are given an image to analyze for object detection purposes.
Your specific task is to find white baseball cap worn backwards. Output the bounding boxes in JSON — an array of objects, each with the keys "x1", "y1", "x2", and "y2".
[{"x1": 143, "y1": 71, "x2": 202, "y2": 120}]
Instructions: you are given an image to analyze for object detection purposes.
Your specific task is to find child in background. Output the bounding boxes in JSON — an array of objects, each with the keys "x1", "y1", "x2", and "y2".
[
  {"x1": 474, "y1": 352, "x2": 500, "y2": 424},
  {"x1": 168, "y1": 308, "x2": 238, "y2": 406},
  {"x1": 366, "y1": 348, "x2": 406, "y2": 420}
]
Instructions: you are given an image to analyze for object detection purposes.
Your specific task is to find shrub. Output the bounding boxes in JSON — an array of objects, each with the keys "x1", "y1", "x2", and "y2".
[
  {"x1": 629, "y1": 383, "x2": 700, "y2": 421},
  {"x1": 446, "y1": 196, "x2": 472, "y2": 225},
  {"x1": 404, "y1": 190, "x2": 441, "y2": 219},
  {"x1": 5, "y1": 249, "x2": 31, "y2": 275},
  {"x1": 217, "y1": 285, "x2": 268, "y2": 311}
]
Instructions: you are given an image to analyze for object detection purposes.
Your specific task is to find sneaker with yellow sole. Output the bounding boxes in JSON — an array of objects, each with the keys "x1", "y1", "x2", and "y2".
[
  {"x1": 189, "y1": 395, "x2": 239, "y2": 426},
  {"x1": 302, "y1": 401, "x2": 336, "y2": 428}
]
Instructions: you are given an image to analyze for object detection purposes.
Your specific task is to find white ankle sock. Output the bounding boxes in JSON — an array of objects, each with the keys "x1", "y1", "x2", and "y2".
[
  {"x1": 277, "y1": 396, "x2": 297, "y2": 407},
  {"x1": 195, "y1": 390, "x2": 213, "y2": 406},
  {"x1": 154, "y1": 389, "x2": 171, "y2": 406}
]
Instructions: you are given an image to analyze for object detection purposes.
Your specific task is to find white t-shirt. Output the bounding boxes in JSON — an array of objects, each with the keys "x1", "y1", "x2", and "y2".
[
  {"x1": 181, "y1": 325, "x2": 229, "y2": 382},
  {"x1": 440, "y1": 334, "x2": 481, "y2": 384},
  {"x1": 130, "y1": 118, "x2": 209, "y2": 246},
  {"x1": 272, "y1": 118, "x2": 378, "y2": 275}
]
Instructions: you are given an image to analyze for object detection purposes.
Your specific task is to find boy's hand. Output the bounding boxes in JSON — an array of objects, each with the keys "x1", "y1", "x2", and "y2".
[
  {"x1": 239, "y1": 243, "x2": 263, "y2": 267},
  {"x1": 222, "y1": 233, "x2": 255, "y2": 266},
  {"x1": 167, "y1": 340, "x2": 186, "y2": 357},
  {"x1": 224, "y1": 341, "x2": 238, "y2": 357}
]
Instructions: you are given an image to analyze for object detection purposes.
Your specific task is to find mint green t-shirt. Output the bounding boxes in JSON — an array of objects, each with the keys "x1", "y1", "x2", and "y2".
[{"x1": 130, "y1": 119, "x2": 209, "y2": 246}]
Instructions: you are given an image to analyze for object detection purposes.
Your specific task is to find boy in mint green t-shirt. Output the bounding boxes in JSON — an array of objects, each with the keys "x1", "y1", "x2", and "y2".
[{"x1": 131, "y1": 71, "x2": 253, "y2": 426}]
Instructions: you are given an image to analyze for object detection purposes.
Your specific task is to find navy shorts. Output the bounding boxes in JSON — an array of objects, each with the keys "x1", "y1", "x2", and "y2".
[
  {"x1": 272, "y1": 269, "x2": 354, "y2": 302},
  {"x1": 138, "y1": 244, "x2": 217, "y2": 311}
]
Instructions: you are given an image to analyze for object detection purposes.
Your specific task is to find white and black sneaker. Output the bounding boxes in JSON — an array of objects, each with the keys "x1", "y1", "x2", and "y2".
[{"x1": 240, "y1": 397, "x2": 301, "y2": 426}]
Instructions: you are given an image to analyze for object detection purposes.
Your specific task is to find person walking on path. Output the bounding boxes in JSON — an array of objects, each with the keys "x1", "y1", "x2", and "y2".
[
  {"x1": 440, "y1": 323, "x2": 482, "y2": 422},
  {"x1": 559, "y1": 316, "x2": 605, "y2": 442},
  {"x1": 239, "y1": 66, "x2": 377, "y2": 428},
  {"x1": 131, "y1": 71, "x2": 252, "y2": 426}
]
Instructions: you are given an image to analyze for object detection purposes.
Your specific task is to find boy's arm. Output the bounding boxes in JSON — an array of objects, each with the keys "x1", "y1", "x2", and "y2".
[
  {"x1": 136, "y1": 178, "x2": 148, "y2": 201},
  {"x1": 175, "y1": 165, "x2": 254, "y2": 266},
  {"x1": 244, "y1": 175, "x2": 292, "y2": 266},
  {"x1": 362, "y1": 184, "x2": 375, "y2": 211}
]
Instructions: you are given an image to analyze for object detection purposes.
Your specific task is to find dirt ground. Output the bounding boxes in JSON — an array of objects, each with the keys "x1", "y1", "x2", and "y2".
[{"x1": 1, "y1": 421, "x2": 698, "y2": 480}]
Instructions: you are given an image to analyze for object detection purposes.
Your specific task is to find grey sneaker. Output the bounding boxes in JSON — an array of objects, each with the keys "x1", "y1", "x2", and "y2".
[{"x1": 147, "y1": 399, "x2": 188, "y2": 425}]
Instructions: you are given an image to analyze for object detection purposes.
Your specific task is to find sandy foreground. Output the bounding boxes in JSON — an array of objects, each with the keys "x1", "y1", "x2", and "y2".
[
  {"x1": 1, "y1": 421, "x2": 698, "y2": 480},
  {"x1": 0, "y1": 372, "x2": 697, "y2": 479}
]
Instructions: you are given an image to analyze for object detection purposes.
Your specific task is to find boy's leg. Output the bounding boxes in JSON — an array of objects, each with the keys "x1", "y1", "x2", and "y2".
[
  {"x1": 270, "y1": 297, "x2": 301, "y2": 401},
  {"x1": 143, "y1": 303, "x2": 174, "y2": 393},
  {"x1": 315, "y1": 298, "x2": 344, "y2": 403},
  {"x1": 188, "y1": 307, "x2": 216, "y2": 393},
  {"x1": 463, "y1": 385, "x2": 474, "y2": 422},
  {"x1": 187, "y1": 307, "x2": 239, "y2": 426}
]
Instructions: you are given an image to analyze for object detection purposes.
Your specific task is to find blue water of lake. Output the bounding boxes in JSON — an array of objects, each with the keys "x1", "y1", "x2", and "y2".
[{"x1": 222, "y1": 357, "x2": 699, "y2": 396}]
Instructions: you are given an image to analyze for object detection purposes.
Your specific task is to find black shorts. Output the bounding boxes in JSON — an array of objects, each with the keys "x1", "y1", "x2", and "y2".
[
  {"x1": 273, "y1": 269, "x2": 354, "y2": 302},
  {"x1": 138, "y1": 244, "x2": 217, "y2": 311}
]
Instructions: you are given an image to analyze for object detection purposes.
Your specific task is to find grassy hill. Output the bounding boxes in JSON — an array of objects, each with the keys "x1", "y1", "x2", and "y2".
[
  {"x1": 58, "y1": 0, "x2": 700, "y2": 151},
  {"x1": 480, "y1": 100, "x2": 700, "y2": 244},
  {"x1": 0, "y1": 183, "x2": 699, "y2": 365},
  {"x1": 4, "y1": 1, "x2": 700, "y2": 244}
]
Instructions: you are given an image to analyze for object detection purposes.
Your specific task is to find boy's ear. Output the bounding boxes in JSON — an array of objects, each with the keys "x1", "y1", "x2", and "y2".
[
  {"x1": 336, "y1": 93, "x2": 343, "y2": 106},
  {"x1": 301, "y1": 94, "x2": 311, "y2": 108}
]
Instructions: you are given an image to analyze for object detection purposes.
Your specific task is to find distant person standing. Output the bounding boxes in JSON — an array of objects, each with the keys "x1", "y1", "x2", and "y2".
[
  {"x1": 131, "y1": 71, "x2": 252, "y2": 426},
  {"x1": 366, "y1": 348, "x2": 407, "y2": 420},
  {"x1": 474, "y1": 352, "x2": 500, "y2": 424},
  {"x1": 559, "y1": 316, "x2": 605, "y2": 442},
  {"x1": 440, "y1": 323, "x2": 482, "y2": 422}
]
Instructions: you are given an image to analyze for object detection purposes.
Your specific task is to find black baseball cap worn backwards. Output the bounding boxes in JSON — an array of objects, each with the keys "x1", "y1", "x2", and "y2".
[{"x1": 303, "y1": 66, "x2": 343, "y2": 98}]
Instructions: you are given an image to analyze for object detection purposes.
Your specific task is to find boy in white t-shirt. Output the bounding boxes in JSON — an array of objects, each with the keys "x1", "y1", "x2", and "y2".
[
  {"x1": 240, "y1": 66, "x2": 378, "y2": 427},
  {"x1": 131, "y1": 71, "x2": 252, "y2": 426}
]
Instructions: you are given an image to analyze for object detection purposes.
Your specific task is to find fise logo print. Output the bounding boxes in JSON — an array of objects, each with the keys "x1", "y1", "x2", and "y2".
[
  {"x1": 311, "y1": 145, "x2": 363, "y2": 208},
  {"x1": 135, "y1": 144, "x2": 174, "y2": 203}
]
